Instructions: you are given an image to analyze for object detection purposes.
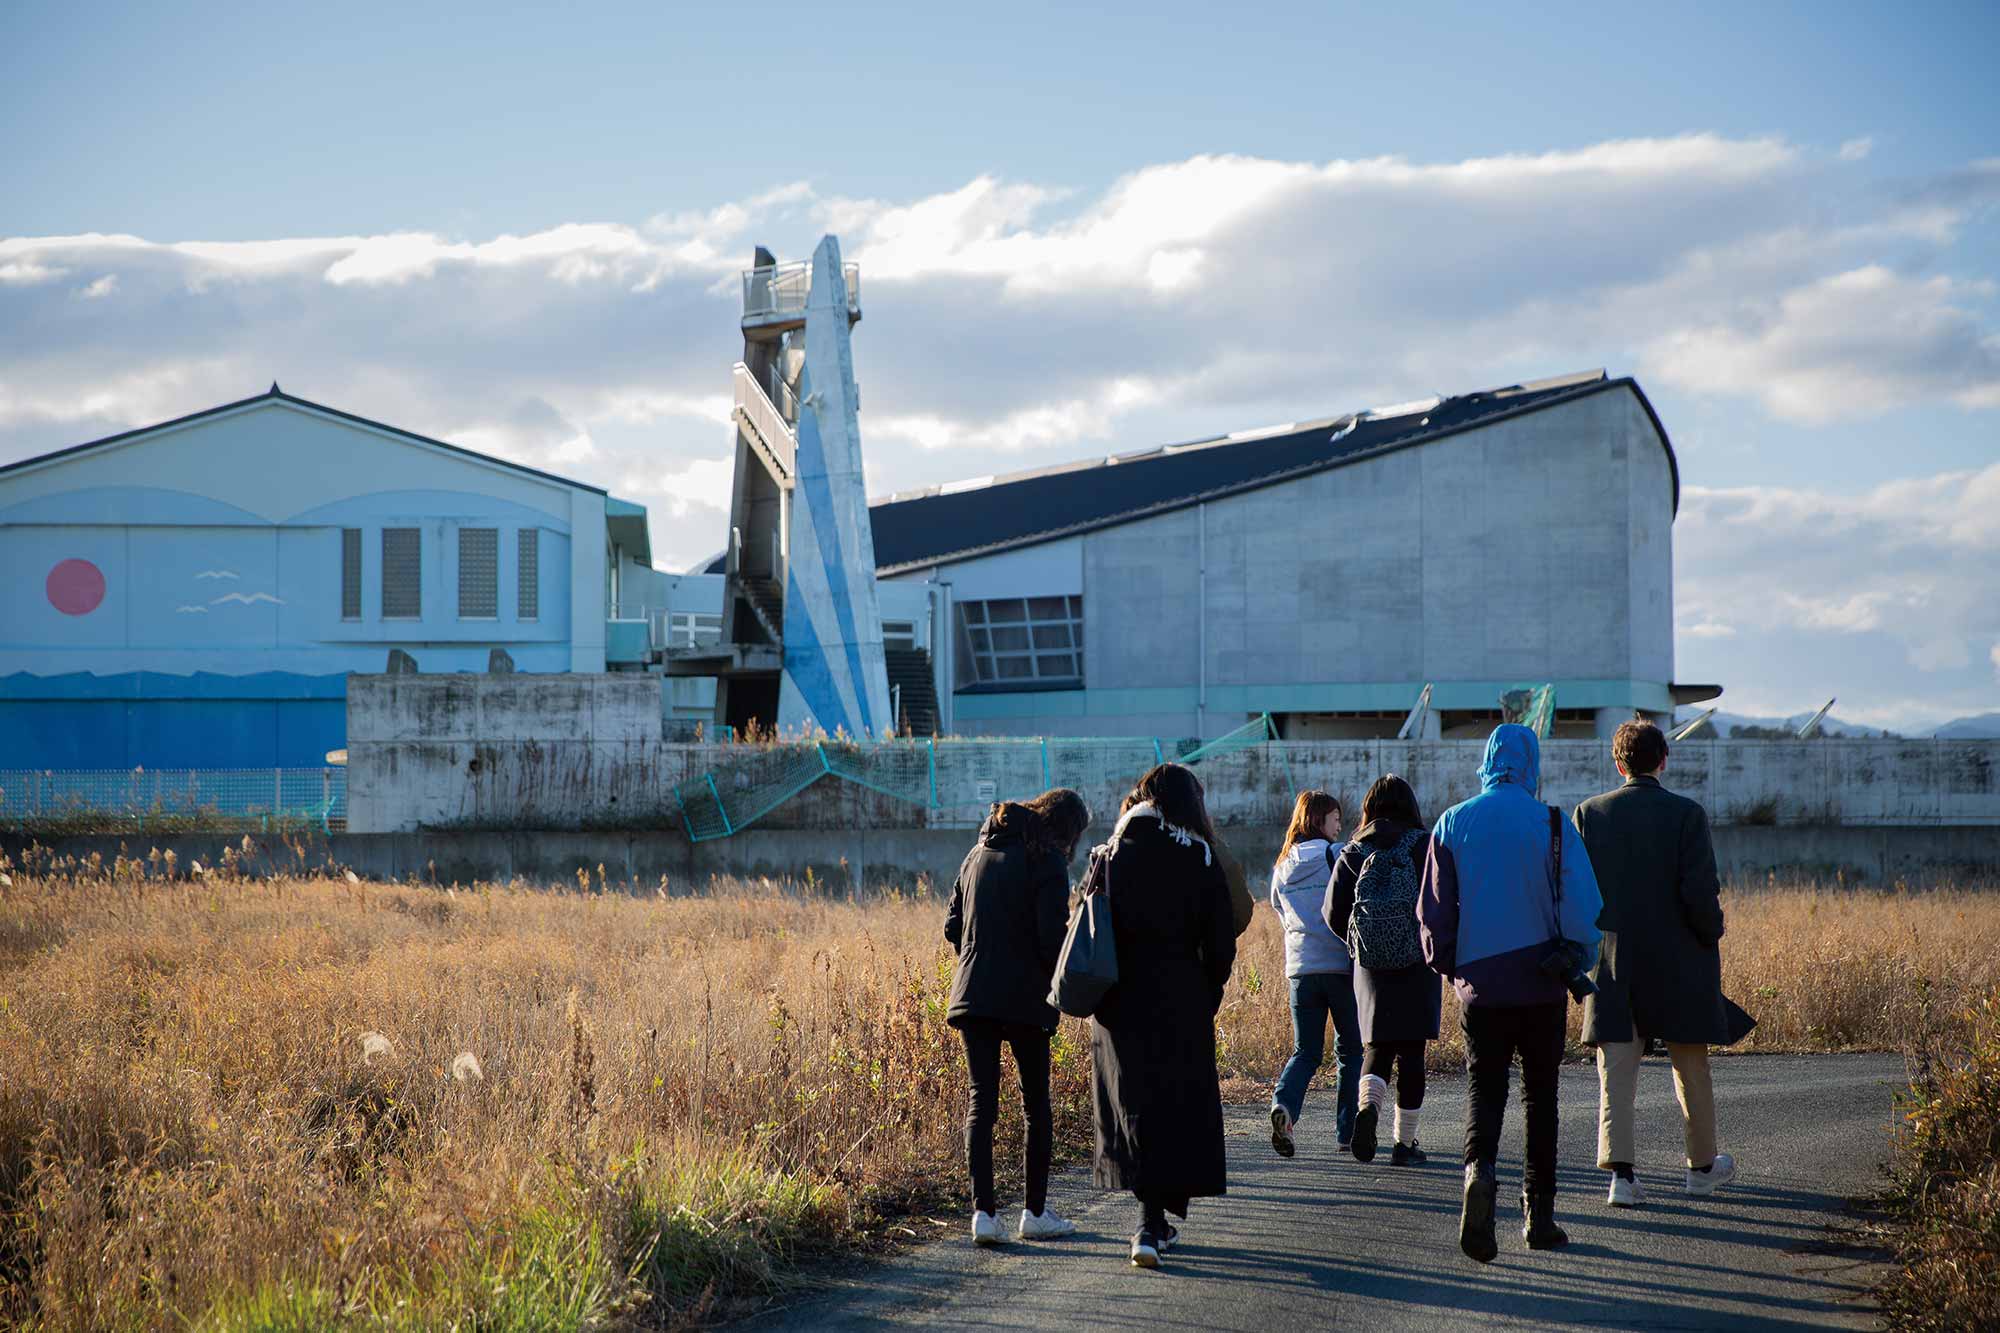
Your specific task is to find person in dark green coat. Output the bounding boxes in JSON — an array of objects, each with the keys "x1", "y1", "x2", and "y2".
[{"x1": 1572, "y1": 719, "x2": 1752, "y2": 1211}]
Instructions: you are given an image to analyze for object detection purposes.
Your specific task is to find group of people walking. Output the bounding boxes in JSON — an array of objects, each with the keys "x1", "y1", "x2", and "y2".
[{"x1": 942, "y1": 719, "x2": 1742, "y2": 1269}]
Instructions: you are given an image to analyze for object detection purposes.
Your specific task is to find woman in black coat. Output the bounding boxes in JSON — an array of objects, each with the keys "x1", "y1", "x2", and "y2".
[
  {"x1": 1091, "y1": 763, "x2": 1238, "y2": 1269},
  {"x1": 945, "y1": 787, "x2": 1091, "y2": 1246},
  {"x1": 1325, "y1": 774, "x2": 1441, "y2": 1167}
]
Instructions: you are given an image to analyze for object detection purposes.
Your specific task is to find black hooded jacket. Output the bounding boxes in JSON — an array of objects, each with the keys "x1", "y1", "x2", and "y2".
[{"x1": 945, "y1": 804, "x2": 1074, "y2": 1031}]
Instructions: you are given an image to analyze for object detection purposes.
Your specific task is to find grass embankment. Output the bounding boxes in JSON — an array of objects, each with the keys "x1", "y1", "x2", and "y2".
[
  {"x1": 1876, "y1": 986, "x2": 2000, "y2": 1329},
  {"x1": 0, "y1": 844, "x2": 1995, "y2": 1328}
]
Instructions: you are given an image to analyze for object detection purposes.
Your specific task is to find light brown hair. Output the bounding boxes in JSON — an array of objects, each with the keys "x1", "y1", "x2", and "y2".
[{"x1": 1278, "y1": 789, "x2": 1341, "y2": 861}]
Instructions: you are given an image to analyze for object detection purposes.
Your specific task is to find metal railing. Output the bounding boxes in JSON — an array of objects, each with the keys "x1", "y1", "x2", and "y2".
[
  {"x1": 732, "y1": 362, "x2": 797, "y2": 478},
  {"x1": 0, "y1": 768, "x2": 348, "y2": 832},
  {"x1": 740, "y1": 259, "x2": 860, "y2": 322}
]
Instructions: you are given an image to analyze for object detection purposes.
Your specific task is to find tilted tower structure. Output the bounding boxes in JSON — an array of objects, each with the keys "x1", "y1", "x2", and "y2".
[{"x1": 685, "y1": 236, "x2": 893, "y2": 737}]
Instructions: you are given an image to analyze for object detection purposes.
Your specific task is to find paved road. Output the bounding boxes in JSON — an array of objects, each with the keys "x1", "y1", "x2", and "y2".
[{"x1": 749, "y1": 1054, "x2": 1900, "y2": 1331}]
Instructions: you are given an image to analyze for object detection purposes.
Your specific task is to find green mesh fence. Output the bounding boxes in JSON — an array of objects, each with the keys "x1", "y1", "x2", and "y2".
[
  {"x1": 0, "y1": 768, "x2": 348, "y2": 832},
  {"x1": 1500, "y1": 685, "x2": 1558, "y2": 741},
  {"x1": 672, "y1": 716, "x2": 1290, "y2": 842},
  {"x1": 672, "y1": 744, "x2": 831, "y2": 839}
]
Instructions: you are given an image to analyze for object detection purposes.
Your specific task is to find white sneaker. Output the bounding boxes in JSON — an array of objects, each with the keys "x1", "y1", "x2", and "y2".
[
  {"x1": 1686, "y1": 1152, "x2": 1736, "y2": 1197},
  {"x1": 1270, "y1": 1104, "x2": 1296, "y2": 1158},
  {"x1": 971, "y1": 1210, "x2": 1003, "y2": 1246},
  {"x1": 1606, "y1": 1173, "x2": 1647, "y2": 1208},
  {"x1": 1018, "y1": 1208, "x2": 1076, "y2": 1240}
]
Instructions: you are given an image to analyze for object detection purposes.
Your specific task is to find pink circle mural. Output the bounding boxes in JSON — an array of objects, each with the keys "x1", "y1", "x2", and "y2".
[{"x1": 46, "y1": 559, "x2": 106, "y2": 616}]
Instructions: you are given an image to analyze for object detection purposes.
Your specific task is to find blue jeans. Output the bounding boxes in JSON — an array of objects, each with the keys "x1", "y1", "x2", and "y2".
[{"x1": 1273, "y1": 972, "x2": 1363, "y2": 1141}]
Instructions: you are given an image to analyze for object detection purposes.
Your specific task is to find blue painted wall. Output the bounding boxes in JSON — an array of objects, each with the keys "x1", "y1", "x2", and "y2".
[
  {"x1": 0, "y1": 395, "x2": 631, "y2": 769},
  {"x1": 0, "y1": 672, "x2": 347, "y2": 768}
]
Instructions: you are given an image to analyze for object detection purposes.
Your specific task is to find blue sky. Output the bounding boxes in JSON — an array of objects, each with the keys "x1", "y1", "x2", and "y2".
[{"x1": 3, "y1": 2, "x2": 1997, "y2": 729}]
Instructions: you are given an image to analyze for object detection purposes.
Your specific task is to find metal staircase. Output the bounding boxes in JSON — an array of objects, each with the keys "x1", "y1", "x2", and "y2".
[{"x1": 885, "y1": 647, "x2": 939, "y2": 736}]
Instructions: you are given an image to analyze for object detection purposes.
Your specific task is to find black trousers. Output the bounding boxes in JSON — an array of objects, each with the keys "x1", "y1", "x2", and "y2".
[
  {"x1": 1362, "y1": 1039, "x2": 1427, "y2": 1109},
  {"x1": 1461, "y1": 1002, "x2": 1566, "y2": 1197},
  {"x1": 960, "y1": 1020, "x2": 1053, "y2": 1216}
]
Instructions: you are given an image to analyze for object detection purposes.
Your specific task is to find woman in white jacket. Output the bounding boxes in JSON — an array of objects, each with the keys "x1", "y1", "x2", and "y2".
[{"x1": 1267, "y1": 789, "x2": 1362, "y2": 1158}]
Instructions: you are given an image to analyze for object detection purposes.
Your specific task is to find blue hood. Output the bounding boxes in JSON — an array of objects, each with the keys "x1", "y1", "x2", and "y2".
[{"x1": 1479, "y1": 724, "x2": 1541, "y2": 795}]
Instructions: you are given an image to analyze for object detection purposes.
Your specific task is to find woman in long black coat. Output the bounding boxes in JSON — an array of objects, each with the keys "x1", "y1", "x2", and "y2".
[
  {"x1": 1325, "y1": 774, "x2": 1441, "y2": 1166},
  {"x1": 1091, "y1": 763, "x2": 1238, "y2": 1269}
]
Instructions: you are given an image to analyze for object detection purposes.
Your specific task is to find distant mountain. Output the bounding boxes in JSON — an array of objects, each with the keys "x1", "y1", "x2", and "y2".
[
  {"x1": 1671, "y1": 708, "x2": 1900, "y2": 739},
  {"x1": 1930, "y1": 713, "x2": 2000, "y2": 739}
]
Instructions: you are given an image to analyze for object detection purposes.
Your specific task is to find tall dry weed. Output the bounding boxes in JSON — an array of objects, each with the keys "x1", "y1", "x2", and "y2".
[{"x1": 0, "y1": 847, "x2": 1993, "y2": 1327}]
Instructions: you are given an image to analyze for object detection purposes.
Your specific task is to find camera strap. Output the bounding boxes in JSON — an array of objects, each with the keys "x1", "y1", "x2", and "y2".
[{"x1": 1546, "y1": 804, "x2": 1564, "y2": 937}]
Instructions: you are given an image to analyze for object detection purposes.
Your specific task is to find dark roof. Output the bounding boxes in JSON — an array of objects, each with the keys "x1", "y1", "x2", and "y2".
[
  {"x1": 0, "y1": 384, "x2": 609, "y2": 494},
  {"x1": 867, "y1": 371, "x2": 1677, "y2": 573}
]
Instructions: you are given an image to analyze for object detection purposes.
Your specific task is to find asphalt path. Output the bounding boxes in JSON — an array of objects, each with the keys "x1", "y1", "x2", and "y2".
[{"x1": 748, "y1": 1053, "x2": 1901, "y2": 1331}]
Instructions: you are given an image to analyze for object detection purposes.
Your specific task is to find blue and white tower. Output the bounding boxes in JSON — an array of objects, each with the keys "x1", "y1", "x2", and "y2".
[{"x1": 699, "y1": 236, "x2": 893, "y2": 737}]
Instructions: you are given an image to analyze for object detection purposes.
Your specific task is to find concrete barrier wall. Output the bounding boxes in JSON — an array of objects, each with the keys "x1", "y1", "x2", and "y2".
[
  {"x1": 9, "y1": 823, "x2": 1999, "y2": 889},
  {"x1": 345, "y1": 675, "x2": 2000, "y2": 834}
]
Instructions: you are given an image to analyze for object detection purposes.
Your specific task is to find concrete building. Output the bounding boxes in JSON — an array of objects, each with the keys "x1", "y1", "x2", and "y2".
[
  {"x1": 670, "y1": 368, "x2": 1716, "y2": 741},
  {"x1": 875, "y1": 370, "x2": 1714, "y2": 740},
  {"x1": 0, "y1": 387, "x2": 658, "y2": 767}
]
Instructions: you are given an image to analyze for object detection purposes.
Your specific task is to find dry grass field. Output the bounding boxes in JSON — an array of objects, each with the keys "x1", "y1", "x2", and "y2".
[{"x1": 1, "y1": 842, "x2": 1996, "y2": 1329}]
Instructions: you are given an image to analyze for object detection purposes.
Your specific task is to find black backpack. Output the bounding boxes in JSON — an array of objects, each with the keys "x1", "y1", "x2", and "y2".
[{"x1": 1347, "y1": 830, "x2": 1425, "y2": 970}]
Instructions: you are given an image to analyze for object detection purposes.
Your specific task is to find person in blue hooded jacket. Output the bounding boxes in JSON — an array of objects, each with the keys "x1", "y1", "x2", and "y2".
[{"x1": 1418, "y1": 724, "x2": 1602, "y2": 1264}]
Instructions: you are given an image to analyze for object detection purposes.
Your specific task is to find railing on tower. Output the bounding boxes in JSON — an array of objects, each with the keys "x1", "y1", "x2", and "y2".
[
  {"x1": 732, "y1": 362, "x2": 797, "y2": 479},
  {"x1": 740, "y1": 259, "x2": 861, "y2": 322}
]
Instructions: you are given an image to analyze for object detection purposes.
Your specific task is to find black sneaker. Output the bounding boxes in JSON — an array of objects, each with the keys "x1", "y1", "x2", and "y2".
[
  {"x1": 1390, "y1": 1141, "x2": 1428, "y2": 1166},
  {"x1": 1351, "y1": 1104, "x2": 1379, "y2": 1163},
  {"x1": 1460, "y1": 1162, "x2": 1499, "y2": 1264},
  {"x1": 1158, "y1": 1221, "x2": 1180, "y2": 1252},
  {"x1": 1130, "y1": 1229, "x2": 1161, "y2": 1268}
]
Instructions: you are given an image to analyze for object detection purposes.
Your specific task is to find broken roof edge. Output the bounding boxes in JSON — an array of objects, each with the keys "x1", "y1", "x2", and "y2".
[
  {"x1": 873, "y1": 369, "x2": 1614, "y2": 507},
  {"x1": 0, "y1": 384, "x2": 612, "y2": 496},
  {"x1": 877, "y1": 374, "x2": 1678, "y2": 577}
]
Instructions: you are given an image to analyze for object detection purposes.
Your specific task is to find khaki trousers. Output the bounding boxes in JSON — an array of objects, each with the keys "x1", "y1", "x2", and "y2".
[{"x1": 1596, "y1": 1037, "x2": 1717, "y2": 1169}]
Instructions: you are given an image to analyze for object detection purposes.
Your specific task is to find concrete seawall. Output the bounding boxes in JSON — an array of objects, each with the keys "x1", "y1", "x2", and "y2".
[{"x1": 10, "y1": 823, "x2": 1997, "y2": 890}]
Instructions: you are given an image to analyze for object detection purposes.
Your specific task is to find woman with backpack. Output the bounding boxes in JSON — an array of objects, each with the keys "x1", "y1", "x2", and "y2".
[
  {"x1": 1325, "y1": 774, "x2": 1439, "y2": 1166},
  {"x1": 1091, "y1": 763, "x2": 1238, "y2": 1269},
  {"x1": 945, "y1": 787, "x2": 1092, "y2": 1246},
  {"x1": 1266, "y1": 789, "x2": 1363, "y2": 1160}
]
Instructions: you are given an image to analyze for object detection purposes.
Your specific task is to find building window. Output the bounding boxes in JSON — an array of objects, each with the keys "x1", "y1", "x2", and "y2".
[
  {"x1": 340, "y1": 528, "x2": 361, "y2": 620},
  {"x1": 883, "y1": 619, "x2": 917, "y2": 650},
  {"x1": 668, "y1": 611, "x2": 722, "y2": 649},
  {"x1": 458, "y1": 527, "x2": 498, "y2": 619},
  {"x1": 517, "y1": 528, "x2": 539, "y2": 621},
  {"x1": 957, "y1": 596, "x2": 1083, "y2": 687},
  {"x1": 381, "y1": 527, "x2": 421, "y2": 619}
]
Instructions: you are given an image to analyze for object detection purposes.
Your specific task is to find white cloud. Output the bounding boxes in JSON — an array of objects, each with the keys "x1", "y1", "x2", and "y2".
[
  {"x1": 623, "y1": 456, "x2": 736, "y2": 519},
  {"x1": 76, "y1": 274, "x2": 118, "y2": 300},
  {"x1": 2, "y1": 135, "x2": 1998, "y2": 730},
  {"x1": 1643, "y1": 265, "x2": 2000, "y2": 421},
  {"x1": 1838, "y1": 136, "x2": 1874, "y2": 162},
  {"x1": 1678, "y1": 618, "x2": 1737, "y2": 640},
  {"x1": 1677, "y1": 464, "x2": 2000, "y2": 724},
  {"x1": 0, "y1": 260, "x2": 66, "y2": 285},
  {"x1": 1992, "y1": 643, "x2": 2000, "y2": 680}
]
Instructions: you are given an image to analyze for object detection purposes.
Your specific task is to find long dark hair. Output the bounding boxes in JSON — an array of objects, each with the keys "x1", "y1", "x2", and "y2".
[
  {"x1": 984, "y1": 788, "x2": 1091, "y2": 859},
  {"x1": 1124, "y1": 762, "x2": 1216, "y2": 844},
  {"x1": 1278, "y1": 789, "x2": 1340, "y2": 861},
  {"x1": 1023, "y1": 787, "x2": 1091, "y2": 859},
  {"x1": 1355, "y1": 773, "x2": 1424, "y2": 842}
]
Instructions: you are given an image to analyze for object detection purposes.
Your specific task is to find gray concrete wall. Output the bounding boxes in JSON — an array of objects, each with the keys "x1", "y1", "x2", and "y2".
[
  {"x1": 342, "y1": 681, "x2": 2000, "y2": 839},
  {"x1": 11, "y1": 823, "x2": 1997, "y2": 890}
]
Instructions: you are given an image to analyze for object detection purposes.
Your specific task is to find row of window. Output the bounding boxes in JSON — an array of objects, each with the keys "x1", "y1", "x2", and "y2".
[
  {"x1": 957, "y1": 595, "x2": 1084, "y2": 686},
  {"x1": 340, "y1": 527, "x2": 538, "y2": 622}
]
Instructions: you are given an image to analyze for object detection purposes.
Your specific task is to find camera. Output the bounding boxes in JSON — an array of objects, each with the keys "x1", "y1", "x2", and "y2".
[{"x1": 1538, "y1": 939, "x2": 1598, "y2": 1003}]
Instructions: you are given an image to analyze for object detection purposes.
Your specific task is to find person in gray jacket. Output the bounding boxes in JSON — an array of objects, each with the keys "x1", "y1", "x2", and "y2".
[
  {"x1": 1573, "y1": 719, "x2": 1747, "y2": 1209},
  {"x1": 1266, "y1": 789, "x2": 1360, "y2": 1158}
]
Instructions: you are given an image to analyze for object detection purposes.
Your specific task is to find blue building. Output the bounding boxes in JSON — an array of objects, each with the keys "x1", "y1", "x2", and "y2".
[{"x1": 0, "y1": 386, "x2": 656, "y2": 768}]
